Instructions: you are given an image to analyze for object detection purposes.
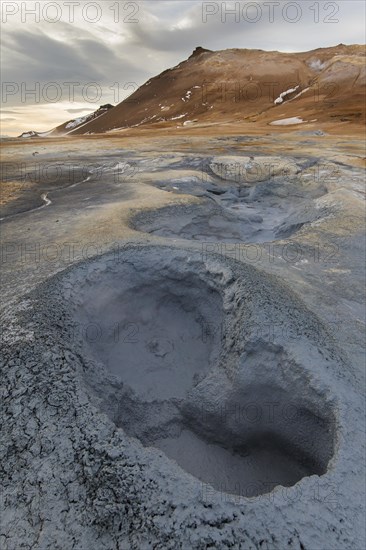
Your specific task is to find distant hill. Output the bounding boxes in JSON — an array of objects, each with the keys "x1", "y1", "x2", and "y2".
[
  {"x1": 19, "y1": 104, "x2": 114, "y2": 138},
  {"x1": 19, "y1": 44, "x2": 365, "y2": 137}
]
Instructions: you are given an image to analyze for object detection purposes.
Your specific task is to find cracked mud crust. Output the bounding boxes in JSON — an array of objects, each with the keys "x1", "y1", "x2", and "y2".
[
  {"x1": 1, "y1": 244, "x2": 364, "y2": 550},
  {"x1": 1, "y1": 131, "x2": 365, "y2": 550}
]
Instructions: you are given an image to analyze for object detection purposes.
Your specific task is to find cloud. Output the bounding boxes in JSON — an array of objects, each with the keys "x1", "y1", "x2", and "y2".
[
  {"x1": 3, "y1": 29, "x2": 106, "y2": 82},
  {"x1": 2, "y1": 27, "x2": 147, "y2": 102},
  {"x1": 66, "y1": 108, "x2": 96, "y2": 114},
  {"x1": 1, "y1": 0, "x2": 365, "y2": 135},
  {"x1": 127, "y1": 1, "x2": 366, "y2": 54}
]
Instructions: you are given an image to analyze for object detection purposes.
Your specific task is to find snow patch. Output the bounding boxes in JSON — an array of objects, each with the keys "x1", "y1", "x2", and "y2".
[
  {"x1": 65, "y1": 115, "x2": 89, "y2": 129},
  {"x1": 171, "y1": 114, "x2": 187, "y2": 120},
  {"x1": 182, "y1": 90, "x2": 192, "y2": 102},
  {"x1": 274, "y1": 86, "x2": 300, "y2": 105},
  {"x1": 290, "y1": 87, "x2": 310, "y2": 101},
  {"x1": 270, "y1": 117, "x2": 306, "y2": 126}
]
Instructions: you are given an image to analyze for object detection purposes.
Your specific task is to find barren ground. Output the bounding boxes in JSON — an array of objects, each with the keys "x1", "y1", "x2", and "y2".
[{"x1": 1, "y1": 123, "x2": 365, "y2": 549}]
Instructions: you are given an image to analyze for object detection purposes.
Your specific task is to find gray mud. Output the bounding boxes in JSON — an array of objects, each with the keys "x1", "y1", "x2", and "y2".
[
  {"x1": 133, "y1": 172, "x2": 330, "y2": 243},
  {"x1": 72, "y1": 248, "x2": 335, "y2": 497},
  {"x1": 1, "y1": 146, "x2": 365, "y2": 550}
]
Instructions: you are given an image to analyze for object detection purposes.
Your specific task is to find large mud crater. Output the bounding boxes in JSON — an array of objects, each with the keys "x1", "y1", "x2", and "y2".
[
  {"x1": 69, "y1": 247, "x2": 336, "y2": 497},
  {"x1": 133, "y1": 175, "x2": 329, "y2": 244},
  {"x1": 75, "y1": 266, "x2": 223, "y2": 401}
]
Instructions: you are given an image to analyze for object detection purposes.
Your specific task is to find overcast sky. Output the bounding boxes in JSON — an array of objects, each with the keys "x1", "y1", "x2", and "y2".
[{"x1": 1, "y1": 0, "x2": 365, "y2": 135}]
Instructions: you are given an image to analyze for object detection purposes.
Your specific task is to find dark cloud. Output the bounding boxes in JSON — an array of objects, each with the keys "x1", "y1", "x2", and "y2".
[
  {"x1": 3, "y1": 30, "x2": 106, "y2": 82},
  {"x1": 1, "y1": 0, "x2": 364, "y2": 134},
  {"x1": 2, "y1": 28, "x2": 147, "y2": 106},
  {"x1": 128, "y1": 1, "x2": 365, "y2": 55}
]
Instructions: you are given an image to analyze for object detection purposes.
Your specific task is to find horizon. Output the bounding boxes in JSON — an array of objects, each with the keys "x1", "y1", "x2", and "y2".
[
  {"x1": 2, "y1": 4, "x2": 366, "y2": 548},
  {"x1": 1, "y1": 0, "x2": 366, "y2": 136}
]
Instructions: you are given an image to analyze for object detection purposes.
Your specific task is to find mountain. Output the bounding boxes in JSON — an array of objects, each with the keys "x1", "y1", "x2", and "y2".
[
  {"x1": 19, "y1": 104, "x2": 114, "y2": 138},
  {"x1": 20, "y1": 44, "x2": 365, "y2": 137}
]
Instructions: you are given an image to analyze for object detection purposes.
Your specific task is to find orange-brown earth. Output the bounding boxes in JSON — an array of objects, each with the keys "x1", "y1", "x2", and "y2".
[{"x1": 33, "y1": 44, "x2": 364, "y2": 137}]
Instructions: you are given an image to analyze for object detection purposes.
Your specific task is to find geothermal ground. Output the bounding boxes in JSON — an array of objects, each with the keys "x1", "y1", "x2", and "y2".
[{"x1": 1, "y1": 126, "x2": 365, "y2": 549}]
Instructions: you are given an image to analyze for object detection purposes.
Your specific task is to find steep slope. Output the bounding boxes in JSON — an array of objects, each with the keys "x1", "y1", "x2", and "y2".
[
  {"x1": 20, "y1": 44, "x2": 365, "y2": 137},
  {"x1": 19, "y1": 104, "x2": 114, "y2": 138},
  {"x1": 69, "y1": 46, "x2": 317, "y2": 134},
  {"x1": 53, "y1": 104, "x2": 114, "y2": 135}
]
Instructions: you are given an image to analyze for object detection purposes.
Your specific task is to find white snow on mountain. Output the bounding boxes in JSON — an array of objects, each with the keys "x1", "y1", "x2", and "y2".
[
  {"x1": 65, "y1": 115, "x2": 90, "y2": 129},
  {"x1": 274, "y1": 86, "x2": 300, "y2": 104},
  {"x1": 290, "y1": 87, "x2": 310, "y2": 101},
  {"x1": 171, "y1": 114, "x2": 187, "y2": 120},
  {"x1": 270, "y1": 117, "x2": 305, "y2": 125}
]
